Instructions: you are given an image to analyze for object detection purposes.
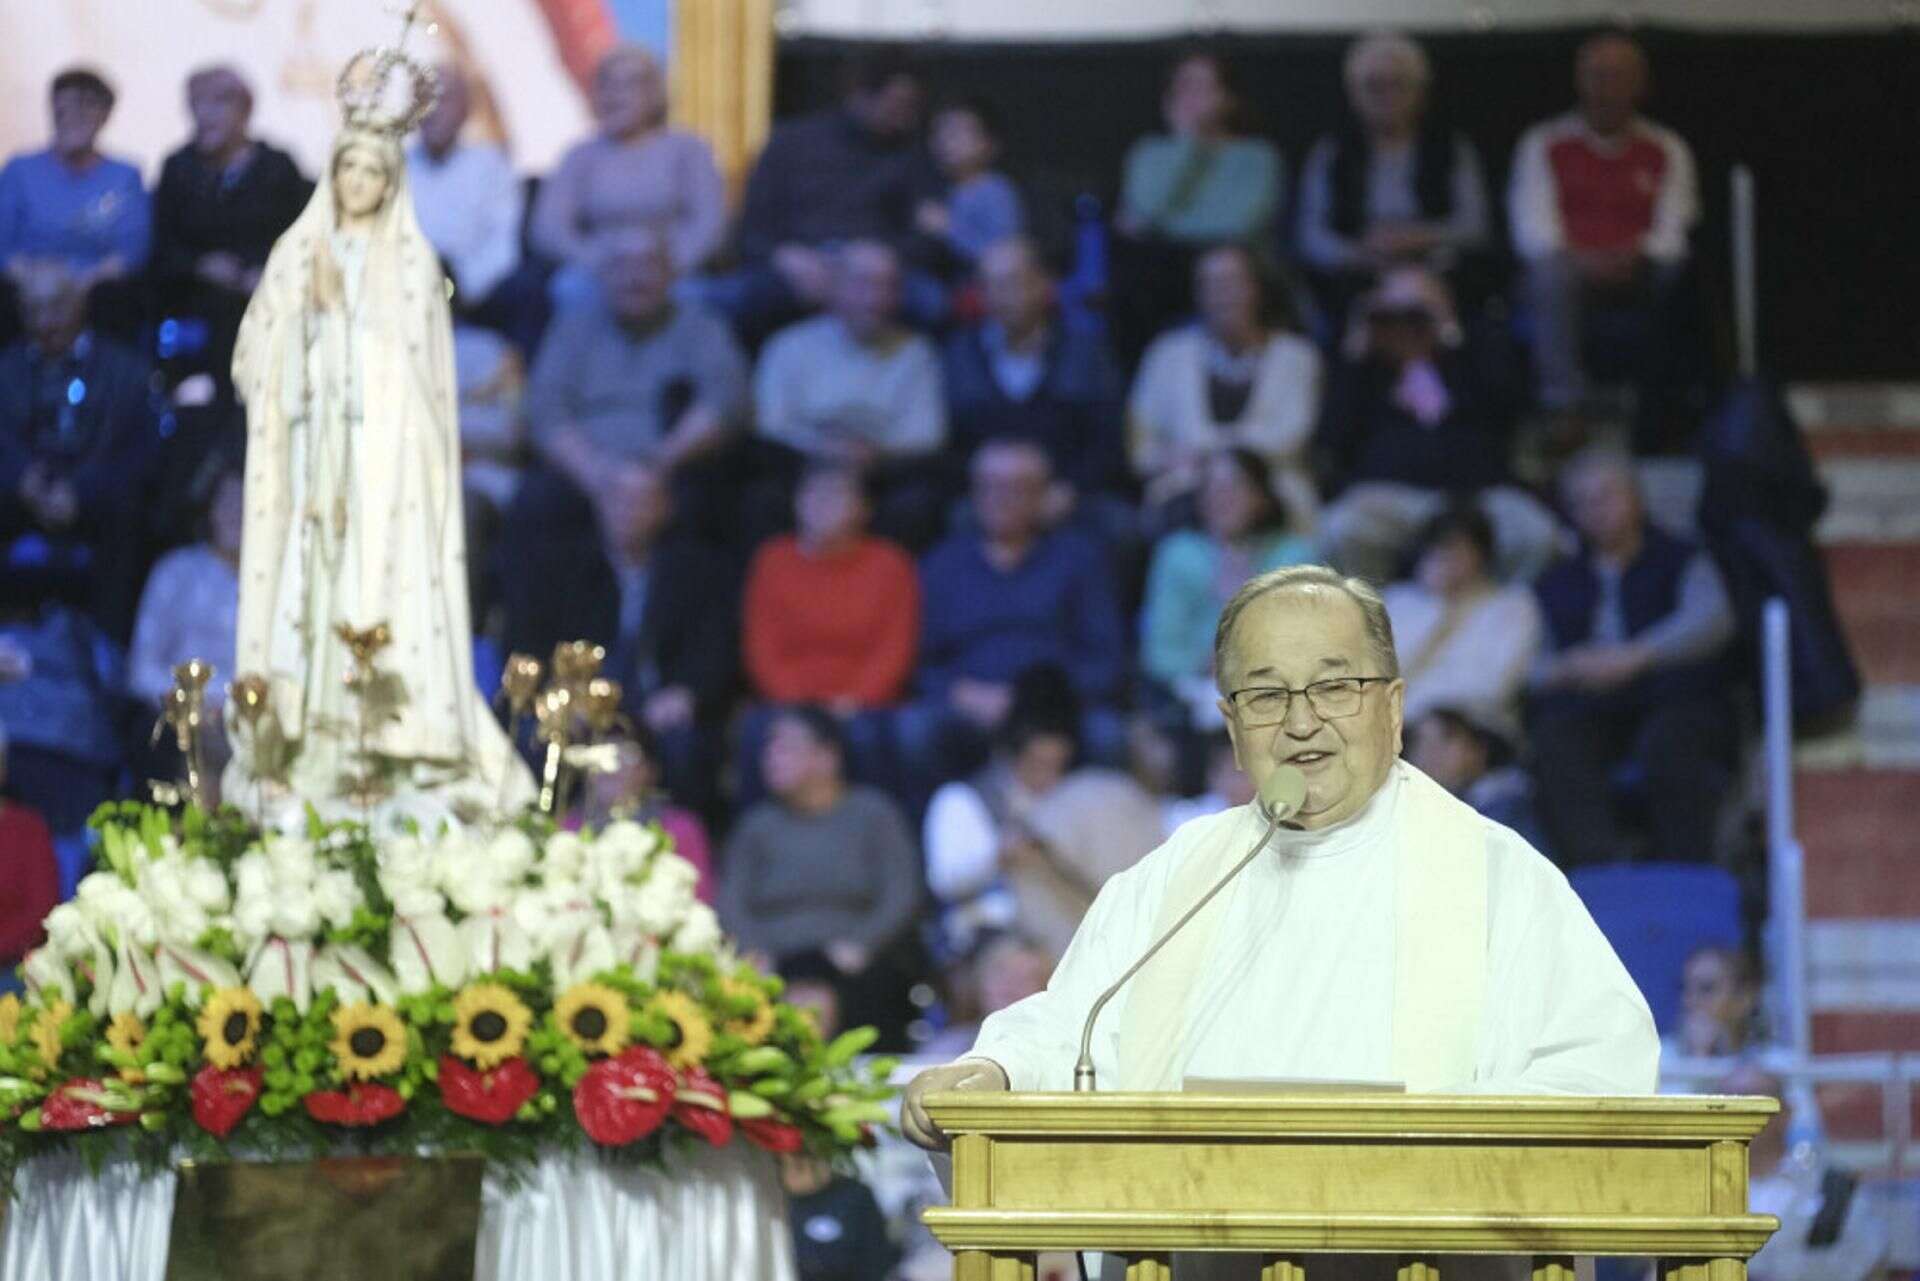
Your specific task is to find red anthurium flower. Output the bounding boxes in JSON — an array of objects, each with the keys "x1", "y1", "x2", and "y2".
[
  {"x1": 438, "y1": 1055, "x2": 539, "y2": 1126},
  {"x1": 304, "y1": 1082, "x2": 407, "y2": 1127},
  {"x1": 573, "y1": 1046, "x2": 675, "y2": 1146},
  {"x1": 740, "y1": 1116, "x2": 804, "y2": 1153},
  {"x1": 190, "y1": 1065, "x2": 264, "y2": 1138},
  {"x1": 671, "y1": 1068, "x2": 734, "y2": 1147},
  {"x1": 39, "y1": 1079, "x2": 137, "y2": 1131}
]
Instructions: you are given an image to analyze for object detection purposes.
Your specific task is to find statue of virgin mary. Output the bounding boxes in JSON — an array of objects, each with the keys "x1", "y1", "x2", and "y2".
[{"x1": 225, "y1": 63, "x2": 533, "y2": 820}]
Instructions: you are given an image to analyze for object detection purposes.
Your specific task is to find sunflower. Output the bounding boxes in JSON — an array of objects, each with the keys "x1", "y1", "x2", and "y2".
[
  {"x1": 554, "y1": 982, "x2": 630, "y2": 1057},
  {"x1": 720, "y1": 978, "x2": 775, "y2": 1046},
  {"x1": 0, "y1": 992, "x2": 21, "y2": 1046},
  {"x1": 450, "y1": 982, "x2": 533, "y2": 1070},
  {"x1": 330, "y1": 1003, "x2": 409, "y2": 1081},
  {"x1": 644, "y1": 990, "x2": 713, "y2": 1070},
  {"x1": 28, "y1": 1000, "x2": 71, "y2": 1076},
  {"x1": 197, "y1": 987, "x2": 263, "y2": 1070},
  {"x1": 106, "y1": 1012, "x2": 148, "y2": 1084}
]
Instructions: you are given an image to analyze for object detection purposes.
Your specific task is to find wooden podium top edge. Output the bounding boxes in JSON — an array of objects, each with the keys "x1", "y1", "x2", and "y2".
[{"x1": 921, "y1": 1091, "x2": 1778, "y2": 1139}]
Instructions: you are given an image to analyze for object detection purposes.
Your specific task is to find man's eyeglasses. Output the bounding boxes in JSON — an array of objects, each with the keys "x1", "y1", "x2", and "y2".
[{"x1": 1225, "y1": 677, "x2": 1393, "y2": 726}]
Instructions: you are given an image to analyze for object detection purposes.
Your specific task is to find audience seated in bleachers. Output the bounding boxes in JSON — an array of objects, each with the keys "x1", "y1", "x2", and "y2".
[
  {"x1": 901, "y1": 439, "x2": 1127, "y2": 794},
  {"x1": 127, "y1": 464, "x2": 241, "y2": 714},
  {"x1": 518, "y1": 224, "x2": 748, "y2": 537},
  {"x1": 1403, "y1": 706, "x2": 1548, "y2": 856},
  {"x1": 531, "y1": 45, "x2": 727, "y2": 307},
  {"x1": 1128, "y1": 243, "x2": 1321, "y2": 533},
  {"x1": 0, "y1": 725, "x2": 59, "y2": 996},
  {"x1": 494, "y1": 459, "x2": 736, "y2": 819},
  {"x1": 149, "y1": 66, "x2": 310, "y2": 393},
  {"x1": 1140, "y1": 447, "x2": 1313, "y2": 730},
  {"x1": 706, "y1": 51, "x2": 943, "y2": 338},
  {"x1": 1382, "y1": 503, "x2": 1544, "y2": 726},
  {"x1": 0, "y1": 263, "x2": 161, "y2": 641},
  {"x1": 923, "y1": 668, "x2": 1159, "y2": 962},
  {"x1": 1315, "y1": 266, "x2": 1560, "y2": 584},
  {"x1": 409, "y1": 63, "x2": 546, "y2": 355},
  {"x1": 916, "y1": 97, "x2": 1025, "y2": 277},
  {"x1": 1109, "y1": 50, "x2": 1281, "y2": 364},
  {"x1": 753, "y1": 240, "x2": 949, "y2": 546},
  {"x1": 1528, "y1": 447, "x2": 1737, "y2": 866},
  {"x1": 0, "y1": 68, "x2": 150, "y2": 340},
  {"x1": 1295, "y1": 32, "x2": 1491, "y2": 323},
  {"x1": 0, "y1": 602, "x2": 125, "y2": 834},
  {"x1": 736, "y1": 461, "x2": 918, "y2": 805},
  {"x1": 1665, "y1": 943, "x2": 1764, "y2": 1061},
  {"x1": 719, "y1": 707, "x2": 923, "y2": 1047},
  {"x1": 1509, "y1": 33, "x2": 1698, "y2": 425},
  {"x1": 943, "y1": 236, "x2": 1126, "y2": 501}
]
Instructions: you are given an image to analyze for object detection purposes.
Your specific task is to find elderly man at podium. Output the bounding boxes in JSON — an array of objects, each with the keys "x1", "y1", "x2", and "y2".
[{"x1": 903, "y1": 564, "x2": 1658, "y2": 1278}]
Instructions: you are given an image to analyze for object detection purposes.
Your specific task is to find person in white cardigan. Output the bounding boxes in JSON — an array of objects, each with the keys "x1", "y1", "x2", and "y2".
[
  {"x1": 1127, "y1": 244, "x2": 1322, "y2": 533},
  {"x1": 1382, "y1": 503, "x2": 1543, "y2": 727}
]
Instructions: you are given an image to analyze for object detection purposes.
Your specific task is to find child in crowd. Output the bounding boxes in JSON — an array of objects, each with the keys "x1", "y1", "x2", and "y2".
[{"x1": 917, "y1": 97, "x2": 1025, "y2": 269}]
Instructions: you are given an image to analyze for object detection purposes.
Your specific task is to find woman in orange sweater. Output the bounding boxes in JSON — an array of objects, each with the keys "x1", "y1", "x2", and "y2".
[{"x1": 737, "y1": 461, "x2": 920, "y2": 804}]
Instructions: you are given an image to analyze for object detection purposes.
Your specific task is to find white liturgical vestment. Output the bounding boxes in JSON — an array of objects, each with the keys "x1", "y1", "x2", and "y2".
[{"x1": 965, "y1": 761, "x2": 1659, "y2": 1281}]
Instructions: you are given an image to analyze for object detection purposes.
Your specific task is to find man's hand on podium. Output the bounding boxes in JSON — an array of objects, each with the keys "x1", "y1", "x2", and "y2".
[{"x1": 900, "y1": 1059, "x2": 1008, "y2": 1150}]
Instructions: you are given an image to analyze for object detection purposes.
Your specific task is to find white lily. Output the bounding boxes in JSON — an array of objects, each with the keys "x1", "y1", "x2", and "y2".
[
  {"x1": 22, "y1": 948, "x2": 76, "y2": 1003},
  {"x1": 389, "y1": 912, "x2": 470, "y2": 994},
  {"x1": 246, "y1": 936, "x2": 316, "y2": 1013},
  {"x1": 548, "y1": 921, "x2": 618, "y2": 993},
  {"x1": 155, "y1": 944, "x2": 242, "y2": 1003},
  {"x1": 311, "y1": 944, "x2": 400, "y2": 1006},
  {"x1": 102, "y1": 941, "x2": 161, "y2": 1018}
]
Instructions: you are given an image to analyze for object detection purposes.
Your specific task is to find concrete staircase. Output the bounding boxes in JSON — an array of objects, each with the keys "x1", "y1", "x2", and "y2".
[{"x1": 1786, "y1": 385, "x2": 1920, "y2": 1171}]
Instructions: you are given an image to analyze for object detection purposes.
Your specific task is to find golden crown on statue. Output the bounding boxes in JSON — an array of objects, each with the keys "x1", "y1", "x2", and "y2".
[{"x1": 335, "y1": 0, "x2": 440, "y2": 137}]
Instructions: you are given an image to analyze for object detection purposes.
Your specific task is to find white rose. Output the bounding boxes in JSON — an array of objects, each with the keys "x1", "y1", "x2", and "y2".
[
  {"x1": 264, "y1": 835, "x2": 318, "y2": 886},
  {"x1": 312, "y1": 869, "x2": 362, "y2": 931},
  {"x1": 185, "y1": 862, "x2": 232, "y2": 911},
  {"x1": 669, "y1": 904, "x2": 721, "y2": 957},
  {"x1": 233, "y1": 851, "x2": 273, "y2": 902},
  {"x1": 595, "y1": 820, "x2": 658, "y2": 869},
  {"x1": 269, "y1": 885, "x2": 321, "y2": 940},
  {"x1": 541, "y1": 830, "x2": 586, "y2": 879},
  {"x1": 485, "y1": 828, "x2": 537, "y2": 881},
  {"x1": 615, "y1": 876, "x2": 688, "y2": 938},
  {"x1": 378, "y1": 847, "x2": 447, "y2": 919},
  {"x1": 43, "y1": 903, "x2": 97, "y2": 961}
]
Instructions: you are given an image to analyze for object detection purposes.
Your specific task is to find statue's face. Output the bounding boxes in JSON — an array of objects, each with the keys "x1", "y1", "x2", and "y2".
[{"x1": 333, "y1": 142, "x2": 391, "y2": 220}]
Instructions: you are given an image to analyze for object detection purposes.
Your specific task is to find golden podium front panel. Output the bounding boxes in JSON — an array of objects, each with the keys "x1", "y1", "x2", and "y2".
[{"x1": 922, "y1": 1093, "x2": 1779, "y2": 1280}]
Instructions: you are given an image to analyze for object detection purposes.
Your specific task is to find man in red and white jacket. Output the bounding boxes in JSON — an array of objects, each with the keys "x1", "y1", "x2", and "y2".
[{"x1": 1508, "y1": 33, "x2": 1698, "y2": 413}]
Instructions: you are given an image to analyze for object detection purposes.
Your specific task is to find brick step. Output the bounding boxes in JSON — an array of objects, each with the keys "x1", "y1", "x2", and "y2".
[
  {"x1": 1822, "y1": 544, "x2": 1920, "y2": 685},
  {"x1": 1807, "y1": 428, "x2": 1920, "y2": 459},
  {"x1": 1795, "y1": 771, "x2": 1920, "y2": 919},
  {"x1": 1816, "y1": 460, "x2": 1920, "y2": 543}
]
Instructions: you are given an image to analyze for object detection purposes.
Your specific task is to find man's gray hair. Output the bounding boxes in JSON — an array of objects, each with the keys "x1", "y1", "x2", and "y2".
[
  {"x1": 1344, "y1": 30, "x2": 1432, "y2": 91},
  {"x1": 1212, "y1": 564, "x2": 1400, "y2": 694}
]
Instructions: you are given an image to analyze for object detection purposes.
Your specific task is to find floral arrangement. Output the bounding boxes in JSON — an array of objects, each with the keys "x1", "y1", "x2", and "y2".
[{"x1": 0, "y1": 803, "x2": 894, "y2": 1189}]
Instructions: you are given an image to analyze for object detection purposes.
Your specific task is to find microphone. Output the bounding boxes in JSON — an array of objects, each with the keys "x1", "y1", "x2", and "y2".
[{"x1": 1071, "y1": 766, "x2": 1307, "y2": 1093}]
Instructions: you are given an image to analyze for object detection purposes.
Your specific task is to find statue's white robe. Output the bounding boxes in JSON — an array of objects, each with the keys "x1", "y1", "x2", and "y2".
[{"x1": 967, "y1": 762, "x2": 1658, "y2": 1280}]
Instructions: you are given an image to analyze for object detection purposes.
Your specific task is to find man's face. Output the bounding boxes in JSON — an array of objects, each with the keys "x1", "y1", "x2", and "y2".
[
  {"x1": 1164, "y1": 57, "x2": 1228, "y2": 135},
  {"x1": 831, "y1": 246, "x2": 902, "y2": 342},
  {"x1": 795, "y1": 469, "x2": 868, "y2": 544},
  {"x1": 931, "y1": 107, "x2": 994, "y2": 176},
  {"x1": 1405, "y1": 715, "x2": 1484, "y2": 794},
  {"x1": 1415, "y1": 532, "x2": 1484, "y2": 597},
  {"x1": 971, "y1": 445, "x2": 1051, "y2": 543},
  {"x1": 852, "y1": 74, "x2": 923, "y2": 140},
  {"x1": 1218, "y1": 589, "x2": 1405, "y2": 830},
  {"x1": 594, "y1": 51, "x2": 666, "y2": 137},
  {"x1": 188, "y1": 72, "x2": 250, "y2": 156},
  {"x1": 419, "y1": 69, "x2": 470, "y2": 155},
  {"x1": 1196, "y1": 249, "x2": 1259, "y2": 339},
  {"x1": 601, "y1": 239, "x2": 674, "y2": 323},
  {"x1": 22, "y1": 270, "x2": 87, "y2": 353},
  {"x1": 1350, "y1": 60, "x2": 1424, "y2": 136},
  {"x1": 1681, "y1": 951, "x2": 1754, "y2": 1034},
  {"x1": 332, "y1": 143, "x2": 391, "y2": 220},
  {"x1": 1576, "y1": 38, "x2": 1648, "y2": 134},
  {"x1": 51, "y1": 87, "x2": 110, "y2": 159},
  {"x1": 980, "y1": 242, "x2": 1049, "y2": 335},
  {"x1": 975, "y1": 943, "x2": 1051, "y2": 1015},
  {"x1": 1566, "y1": 461, "x2": 1643, "y2": 553},
  {"x1": 1010, "y1": 732, "x2": 1074, "y2": 796},
  {"x1": 1199, "y1": 454, "x2": 1266, "y2": 542}
]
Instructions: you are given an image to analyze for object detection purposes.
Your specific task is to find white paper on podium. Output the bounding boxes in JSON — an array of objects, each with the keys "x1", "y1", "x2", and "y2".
[{"x1": 1181, "y1": 1075, "x2": 1405, "y2": 1094}]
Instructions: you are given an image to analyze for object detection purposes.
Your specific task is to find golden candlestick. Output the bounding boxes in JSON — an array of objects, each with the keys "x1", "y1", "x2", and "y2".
[{"x1": 152, "y1": 660, "x2": 217, "y2": 811}]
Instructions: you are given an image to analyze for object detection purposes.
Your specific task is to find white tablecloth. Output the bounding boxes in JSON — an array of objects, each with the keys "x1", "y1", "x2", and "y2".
[{"x1": 0, "y1": 1145, "x2": 798, "y2": 1281}]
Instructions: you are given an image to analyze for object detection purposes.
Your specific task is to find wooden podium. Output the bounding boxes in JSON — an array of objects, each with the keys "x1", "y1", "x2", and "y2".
[{"x1": 921, "y1": 1092, "x2": 1779, "y2": 1281}]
